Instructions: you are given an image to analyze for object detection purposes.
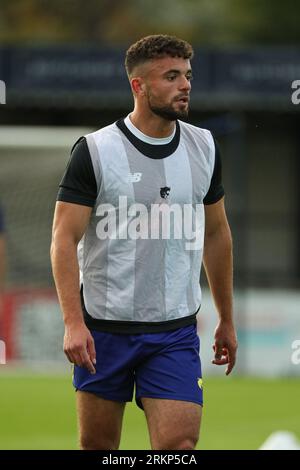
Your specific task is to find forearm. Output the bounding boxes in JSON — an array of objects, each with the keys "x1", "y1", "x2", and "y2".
[
  {"x1": 50, "y1": 238, "x2": 84, "y2": 327},
  {"x1": 203, "y1": 226, "x2": 233, "y2": 323}
]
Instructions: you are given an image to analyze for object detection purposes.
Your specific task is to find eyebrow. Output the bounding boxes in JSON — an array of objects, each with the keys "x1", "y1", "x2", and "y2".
[{"x1": 163, "y1": 69, "x2": 193, "y2": 76}]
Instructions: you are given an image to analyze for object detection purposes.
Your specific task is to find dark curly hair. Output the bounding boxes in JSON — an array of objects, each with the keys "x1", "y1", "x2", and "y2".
[{"x1": 125, "y1": 34, "x2": 194, "y2": 77}]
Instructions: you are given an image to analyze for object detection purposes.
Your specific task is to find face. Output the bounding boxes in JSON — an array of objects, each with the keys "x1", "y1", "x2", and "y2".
[{"x1": 133, "y1": 56, "x2": 192, "y2": 121}]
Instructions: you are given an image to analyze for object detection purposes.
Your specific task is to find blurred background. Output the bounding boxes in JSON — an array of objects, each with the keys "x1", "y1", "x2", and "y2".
[{"x1": 0, "y1": 0, "x2": 299, "y2": 450}]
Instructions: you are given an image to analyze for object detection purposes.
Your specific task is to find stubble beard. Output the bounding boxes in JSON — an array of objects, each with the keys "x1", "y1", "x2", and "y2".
[{"x1": 148, "y1": 95, "x2": 189, "y2": 121}]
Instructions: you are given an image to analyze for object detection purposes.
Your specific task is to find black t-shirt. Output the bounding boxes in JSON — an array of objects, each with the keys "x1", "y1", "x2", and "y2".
[{"x1": 57, "y1": 122, "x2": 224, "y2": 206}]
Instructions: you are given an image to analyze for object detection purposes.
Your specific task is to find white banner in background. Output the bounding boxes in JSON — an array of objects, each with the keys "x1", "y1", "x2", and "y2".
[{"x1": 198, "y1": 289, "x2": 300, "y2": 376}]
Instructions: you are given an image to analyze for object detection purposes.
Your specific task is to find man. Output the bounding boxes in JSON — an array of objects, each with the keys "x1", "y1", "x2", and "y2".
[{"x1": 51, "y1": 34, "x2": 237, "y2": 450}]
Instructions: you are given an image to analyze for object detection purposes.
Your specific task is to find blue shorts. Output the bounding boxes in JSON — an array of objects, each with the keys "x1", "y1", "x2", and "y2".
[{"x1": 73, "y1": 323, "x2": 203, "y2": 409}]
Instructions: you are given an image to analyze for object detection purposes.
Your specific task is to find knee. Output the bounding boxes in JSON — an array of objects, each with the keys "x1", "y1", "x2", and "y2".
[
  {"x1": 80, "y1": 436, "x2": 119, "y2": 450},
  {"x1": 175, "y1": 437, "x2": 198, "y2": 450},
  {"x1": 155, "y1": 434, "x2": 198, "y2": 450}
]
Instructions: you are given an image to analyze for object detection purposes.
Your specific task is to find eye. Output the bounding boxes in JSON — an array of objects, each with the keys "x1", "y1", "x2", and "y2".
[
  {"x1": 166, "y1": 75, "x2": 177, "y2": 81},
  {"x1": 186, "y1": 74, "x2": 193, "y2": 81}
]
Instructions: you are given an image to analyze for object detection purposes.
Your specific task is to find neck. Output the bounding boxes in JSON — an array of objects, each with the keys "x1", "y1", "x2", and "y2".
[{"x1": 130, "y1": 106, "x2": 176, "y2": 138}]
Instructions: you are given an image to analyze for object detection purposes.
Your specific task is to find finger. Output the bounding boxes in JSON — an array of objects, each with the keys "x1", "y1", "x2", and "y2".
[
  {"x1": 212, "y1": 357, "x2": 228, "y2": 365},
  {"x1": 64, "y1": 346, "x2": 75, "y2": 365},
  {"x1": 64, "y1": 338, "x2": 80, "y2": 366},
  {"x1": 213, "y1": 343, "x2": 223, "y2": 360},
  {"x1": 225, "y1": 349, "x2": 236, "y2": 375},
  {"x1": 212, "y1": 348, "x2": 229, "y2": 365},
  {"x1": 65, "y1": 345, "x2": 86, "y2": 368},
  {"x1": 79, "y1": 350, "x2": 96, "y2": 375},
  {"x1": 63, "y1": 346, "x2": 71, "y2": 363},
  {"x1": 87, "y1": 335, "x2": 97, "y2": 365},
  {"x1": 64, "y1": 351, "x2": 73, "y2": 364},
  {"x1": 71, "y1": 351, "x2": 84, "y2": 368}
]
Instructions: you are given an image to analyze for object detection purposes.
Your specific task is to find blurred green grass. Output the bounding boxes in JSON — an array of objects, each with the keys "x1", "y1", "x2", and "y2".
[{"x1": 0, "y1": 373, "x2": 299, "y2": 450}]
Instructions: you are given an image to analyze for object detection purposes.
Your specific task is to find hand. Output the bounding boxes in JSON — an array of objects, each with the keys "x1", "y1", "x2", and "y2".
[
  {"x1": 63, "y1": 322, "x2": 97, "y2": 374},
  {"x1": 212, "y1": 320, "x2": 238, "y2": 375}
]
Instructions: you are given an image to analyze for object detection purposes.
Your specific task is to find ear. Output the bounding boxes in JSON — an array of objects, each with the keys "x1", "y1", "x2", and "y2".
[{"x1": 131, "y1": 78, "x2": 146, "y2": 96}]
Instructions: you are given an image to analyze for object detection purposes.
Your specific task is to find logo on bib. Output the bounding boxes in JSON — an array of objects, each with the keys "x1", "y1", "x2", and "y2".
[
  {"x1": 127, "y1": 172, "x2": 142, "y2": 183},
  {"x1": 160, "y1": 186, "x2": 171, "y2": 199}
]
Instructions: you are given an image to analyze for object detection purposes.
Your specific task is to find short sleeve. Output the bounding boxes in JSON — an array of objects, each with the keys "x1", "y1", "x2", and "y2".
[
  {"x1": 203, "y1": 135, "x2": 225, "y2": 205},
  {"x1": 57, "y1": 137, "x2": 97, "y2": 207}
]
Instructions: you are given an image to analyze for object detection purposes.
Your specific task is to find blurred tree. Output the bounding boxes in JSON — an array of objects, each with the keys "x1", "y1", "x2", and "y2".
[{"x1": 0, "y1": 0, "x2": 299, "y2": 45}]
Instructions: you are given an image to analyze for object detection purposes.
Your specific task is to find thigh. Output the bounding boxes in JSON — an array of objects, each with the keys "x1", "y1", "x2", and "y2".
[
  {"x1": 135, "y1": 324, "x2": 203, "y2": 408},
  {"x1": 76, "y1": 391, "x2": 126, "y2": 450},
  {"x1": 142, "y1": 397, "x2": 202, "y2": 450}
]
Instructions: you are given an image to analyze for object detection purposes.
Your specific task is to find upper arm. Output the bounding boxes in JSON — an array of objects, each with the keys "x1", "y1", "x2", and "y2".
[
  {"x1": 204, "y1": 196, "x2": 231, "y2": 238},
  {"x1": 57, "y1": 137, "x2": 98, "y2": 207},
  {"x1": 52, "y1": 201, "x2": 93, "y2": 245},
  {"x1": 52, "y1": 136, "x2": 96, "y2": 245}
]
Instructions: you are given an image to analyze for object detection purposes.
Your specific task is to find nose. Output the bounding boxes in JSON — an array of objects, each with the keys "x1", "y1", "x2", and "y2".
[{"x1": 179, "y1": 75, "x2": 191, "y2": 92}]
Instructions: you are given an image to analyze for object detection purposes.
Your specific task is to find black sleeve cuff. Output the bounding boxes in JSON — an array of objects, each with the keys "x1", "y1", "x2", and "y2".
[
  {"x1": 57, "y1": 137, "x2": 98, "y2": 207},
  {"x1": 203, "y1": 189, "x2": 225, "y2": 205},
  {"x1": 203, "y1": 134, "x2": 224, "y2": 205},
  {"x1": 57, "y1": 187, "x2": 95, "y2": 207}
]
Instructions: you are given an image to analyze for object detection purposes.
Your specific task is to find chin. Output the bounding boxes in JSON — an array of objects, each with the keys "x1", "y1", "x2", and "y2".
[
  {"x1": 174, "y1": 104, "x2": 189, "y2": 118},
  {"x1": 150, "y1": 104, "x2": 188, "y2": 121},
  {"x1": 175, "y1": 109, "x2": 189, "y2": 120}
]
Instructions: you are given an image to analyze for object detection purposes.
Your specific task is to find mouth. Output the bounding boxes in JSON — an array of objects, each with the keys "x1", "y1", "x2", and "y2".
[{"x1": 176, "y1": 96, "x2": 189, "y2": 104}]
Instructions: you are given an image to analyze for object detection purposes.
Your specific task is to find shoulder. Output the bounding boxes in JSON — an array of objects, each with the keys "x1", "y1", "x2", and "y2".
[
  {"x1": 178, "y1": 120, "x2": 212, "y2": 139},
  {"x1": 178, "y1": 120, "x2": 214, "y2": 148},
  {"x1": 85, "y1": 122, "x2": 120, "y2": 143}
]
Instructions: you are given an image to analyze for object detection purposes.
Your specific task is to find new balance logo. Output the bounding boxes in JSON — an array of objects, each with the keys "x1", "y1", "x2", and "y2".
[{"x1": 127, "y1": 172, "x2": 142, "y2": 183}]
